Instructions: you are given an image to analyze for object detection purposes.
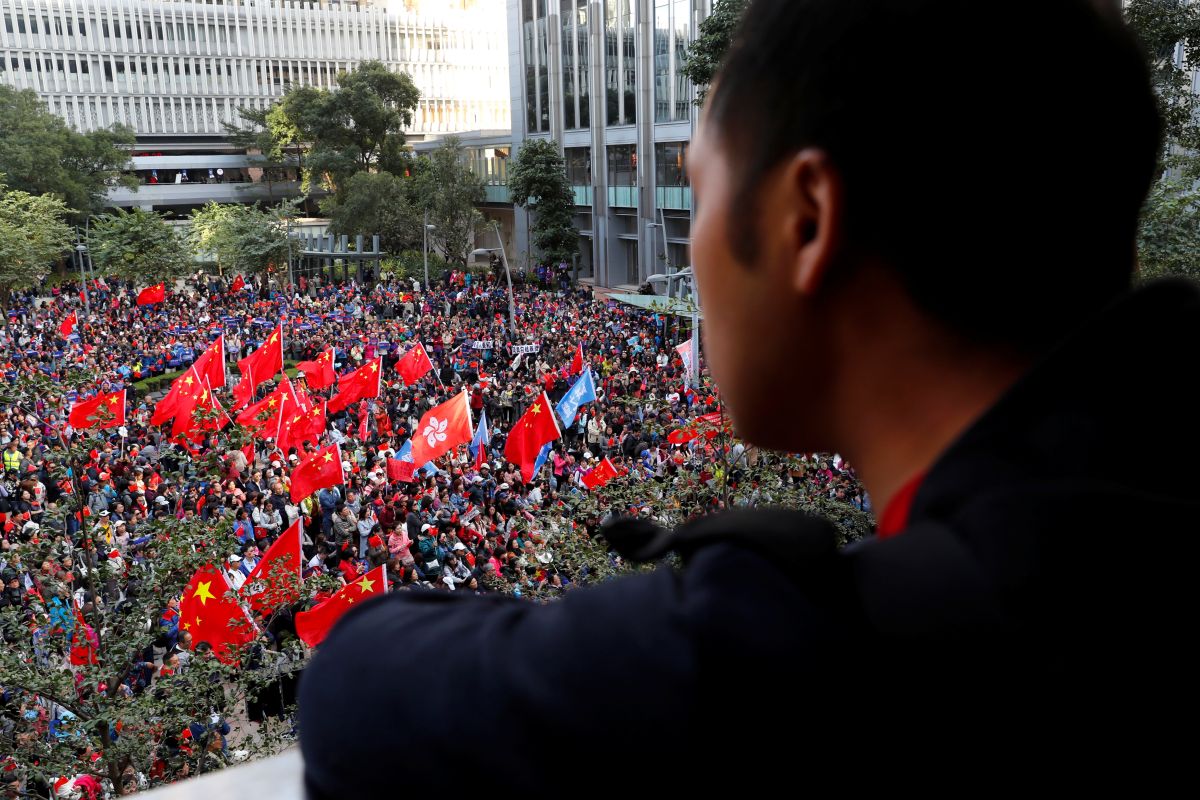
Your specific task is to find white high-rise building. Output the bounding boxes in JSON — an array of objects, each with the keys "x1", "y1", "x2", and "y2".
[{"x1": 0, "y1": 0, "x2": 510, "y2": 211}]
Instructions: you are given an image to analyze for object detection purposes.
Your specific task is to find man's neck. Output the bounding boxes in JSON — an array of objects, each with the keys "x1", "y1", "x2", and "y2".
[{"x1": 831, "y1": 307, "x2": 1030, "y2": 517}]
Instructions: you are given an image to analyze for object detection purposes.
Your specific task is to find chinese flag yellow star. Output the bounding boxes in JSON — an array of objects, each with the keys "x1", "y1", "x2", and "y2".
[
  {"x1": 193, "y1": 616, "x2": 202, "y2": 627},
  {"x1": 192, "y1": 580, "x2": 216, "y2": 605},
  {"x1": 357, "y1": 575, "x2": 376, "y2": 594},
  {"x1": 183, "y1": 375, "x2": 194, "y2": 386},
  {"x1": 368, "y1": 362, "x2": 378, "y2": 372},
  {"x1": 199, "y1": 389, "x2": 209, "y2": 402},
  {"x1": 530, "y1": 403, "x2": 541, "y2": 415},
  {"x1": 269, "y1": 332, "x2": 279, "y2": 344},
  {"x1": 323, "y1": 451, "x2": 334, "y2": 462},
  {"x1": 267, "y1": 398, "x2": 277, "y2": 408},
  {"x1": 108, "y1": 395, "x2": 120, "y2": 406},
  {"x1": 293, "y1": 414, "x2": 303, "y2": 424},
  {"x1": 182, "y1": 621, "x2": 191, "y2": 631}
]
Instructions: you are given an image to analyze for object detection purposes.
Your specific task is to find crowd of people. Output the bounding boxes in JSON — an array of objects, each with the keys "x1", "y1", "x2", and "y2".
[{"x1": 0, "y1": 267, "x2": 868, "y2": 795}]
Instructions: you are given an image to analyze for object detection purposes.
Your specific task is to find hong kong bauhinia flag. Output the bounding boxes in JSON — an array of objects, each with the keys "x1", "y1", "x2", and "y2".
[
  {"x1": 410, "y1": 390, "x2": 473, "y2": 466},
  {"x1": 295, "y1": 566, "x2": 388, "y2": 647}
]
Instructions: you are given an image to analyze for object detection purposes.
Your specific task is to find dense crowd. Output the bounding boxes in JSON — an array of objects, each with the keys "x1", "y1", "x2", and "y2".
[{"x1": 1, "y1": 268, "x2": 867, "y2": 795}]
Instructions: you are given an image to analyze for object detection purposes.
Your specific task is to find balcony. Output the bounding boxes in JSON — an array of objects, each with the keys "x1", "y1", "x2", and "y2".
[
  {"x1": 655, "y1": 186, "x2": 692, "y2": 211},
  {"x1": 107, "y1": 180, "x2": 304, "y2": 208},
  {"x1": 608, "y1": 186, "x2": 638, "y2": 208},
  {"x1": 572, "y1": 186, "x2": 594, "y2": 207},
  {"x1": 483, "y1": 184, "x2": 511, "y2": 203}
]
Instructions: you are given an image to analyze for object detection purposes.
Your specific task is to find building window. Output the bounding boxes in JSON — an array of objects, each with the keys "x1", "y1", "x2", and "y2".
[
  {"x1": 655, "y1": 141, "x2": 688, "y2": 186},
  {"x1": 566, "y1": 146, "x2": 592, "y2": 186},
  {"x1": 607, "y1": 144, "x2": 636, "y2": 187},
  {"x1": 655, "y1": 0, "x2": 692, "y2": 122},
  {"x1": 605, "y1": 0, "x2": 636, "y2": 126}
]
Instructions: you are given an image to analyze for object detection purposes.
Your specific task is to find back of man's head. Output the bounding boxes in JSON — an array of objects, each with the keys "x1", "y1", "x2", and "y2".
[{"x1": 706, "y1": 0, "x2": 1160, "y2": 350}]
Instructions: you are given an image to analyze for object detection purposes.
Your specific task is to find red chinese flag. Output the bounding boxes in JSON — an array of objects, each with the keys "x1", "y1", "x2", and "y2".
[
  {"x1": 169, "y1": 368, "x2": 209, "y2": 438},
  {"x1": 289, "y1": 444, "x2": 344, "y2": 502},
  {"x1": 241, "y1": 519, "x2": 304, "y2": 616},
  {"x1": 232, "y1": 367, "x2": 255, "y2": 410},
  {"x1": 395, "y1": 343, "x2": 434, "y2": 386},
  {"x1": 150, "y1": 368, "x2": 197, "y2": 426},
  {"x1": 236, "y1": 324, "x2": 284, "y2": 406},
  {"x1": 68, "y1": 390, "x2": 125, "y2": 431},
  {"x1": 178, "y1": 379, "x2": 232, "y2": 444},
  {"x1": 327, "y1": 358, "x2": 383, "y2": 414},
  {"x1": 241, "y1": 443, "x2": 255, "y2": 465},
  {"x1": 59, "y1": 311, "x2": 77, "y2": 338},
  {"x1": 236, "y1": 378, "x2": 293, "y2": 430},
  {"x1": 503, "y1": 391, "x2": 561, "y2": 483},
  {"x1": 410, "y1": 390, "x2": 473, "y2": 466},
  {"x1": 569, "y1": 342, "x2": 584, "y2": 376},
  {"x1": 136, "y1": 283, "x2": 166, "y2": 305},
  {"x1": 386, "y1": 457, "x2": 415, "y2": 483},
  {"x1": 278, "y1": 400, "x2": 327, "y2": 454},
  {"x1": 179, "y1": 565, "x2": 257, "y2": 664},
  {"x1": 230, "y1": 275, "x2": 245, "y2": 293},
  {"x1": 191, "y1": 334, "x2": 226, "y2": 390},
  {"x1": 582, "y1": 457, "x2": 621, "y2": 490},
  {"x1": 295, "y1": 566, "x2": 388, "y2": 647},
  {"x1": 297, "y1": 347, "x2": 337, "y2": 390}
]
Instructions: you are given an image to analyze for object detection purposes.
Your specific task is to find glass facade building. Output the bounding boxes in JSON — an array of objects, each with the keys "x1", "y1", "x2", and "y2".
[
  {"x1": 507, "y1": 0, "x2": 704, "y2": 288},
  {"x1": 1, "y1": 0, "x2": 511, "y2": 212}
]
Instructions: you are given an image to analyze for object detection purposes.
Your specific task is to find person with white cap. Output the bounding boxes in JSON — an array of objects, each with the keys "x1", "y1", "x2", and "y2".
[{"x1": 222, "y1": 554, "x2": 246, "y2": 591}]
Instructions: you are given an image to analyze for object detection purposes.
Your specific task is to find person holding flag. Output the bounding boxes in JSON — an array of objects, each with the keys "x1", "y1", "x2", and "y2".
[{"x1": 503, "y1": 390, "x2": 561, "y2": 482}]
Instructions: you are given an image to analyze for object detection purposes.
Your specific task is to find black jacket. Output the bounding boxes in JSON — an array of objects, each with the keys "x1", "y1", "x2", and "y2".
[{"x1": 299, "y1": 281, "x2": 1198, "y2": 794}]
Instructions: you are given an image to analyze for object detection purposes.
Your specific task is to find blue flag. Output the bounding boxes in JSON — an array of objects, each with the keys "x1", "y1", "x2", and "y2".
[
  {"x1": 397, "y1": 439, "x2": 439, "y2": 476},
  {"x1": 469, "y1": 407, "x2": 491, "y2": 460},
  {"x1": 556, "y1": 366, "x2": 597, "y2": 427},
  {"x1": 532, "y1": 442, "x2": 553, "y2": 478}
]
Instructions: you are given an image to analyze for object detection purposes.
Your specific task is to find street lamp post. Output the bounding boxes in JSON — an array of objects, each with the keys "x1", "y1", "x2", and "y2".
[
  {"x1": 75, "y1": 241, "x2": 89, "y2": 315},
  {"x1": 422, "y1": 210, "x2": 437, "y2": 293},
  {"x1": 471, "y1": 222, "x2": 517, "y2": 335}
]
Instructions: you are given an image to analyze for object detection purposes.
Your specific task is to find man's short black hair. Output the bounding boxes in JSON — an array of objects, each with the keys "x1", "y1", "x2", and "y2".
[{"x1": 708, "y1": 0, "x2": 1161, "y2": 350}]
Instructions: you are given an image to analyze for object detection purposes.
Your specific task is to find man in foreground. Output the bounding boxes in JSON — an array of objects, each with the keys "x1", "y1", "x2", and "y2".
[{"x1": 301, "y1": 0, "x2": 1194, "y2": 790}]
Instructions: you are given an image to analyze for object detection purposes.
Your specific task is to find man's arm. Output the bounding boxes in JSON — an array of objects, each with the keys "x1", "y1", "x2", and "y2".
[{"x1": 299, "y1": 541, "x2": 846, "y2": 796}]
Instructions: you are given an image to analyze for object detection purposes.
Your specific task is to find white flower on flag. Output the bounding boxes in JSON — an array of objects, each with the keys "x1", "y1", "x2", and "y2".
[{"x1": 422, "y1": 416, "x2": 448, "y2": 448}]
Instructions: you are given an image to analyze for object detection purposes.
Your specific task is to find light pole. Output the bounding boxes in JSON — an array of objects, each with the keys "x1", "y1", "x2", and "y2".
[
  {"x1": 647, "y1": 222, "x2": 663, "y2": 279},
  {"x1": 75, "y1": 241, "x2": 89, "y2": 315},
  {"x1": 423, "y1": 210, "x2": 437, "y2": 293},
  {"x1": 471, "y1": 222, "x2": 516, "y2": 335}
]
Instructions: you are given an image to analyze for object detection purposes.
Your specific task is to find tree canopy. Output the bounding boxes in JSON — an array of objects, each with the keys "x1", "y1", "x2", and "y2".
[
  {"x1": 233, "y1": 61, "x2": 420, "y2": 200},
  {"x1": 0, "y1": 180, "x2": 74, "y2": 306},
  {"x1": 0, "y1": 85, "x2": 135, "y2": 222},
  {"x1": 324, "y1": 171, "x2": 421, "y2": 255},
  {"x1": 189, "y1": 201, "x2": 294, "y2": 278},
  {"x1": 411, "y1": 137, "x2": 485, "y2": 265},
  {"x1": 681, "y1": 0, "x2": 750, "y2": 104},
  {"x1": 507, "y1": 140, "x2": 577, "y2": 268},
  {"x1": 87, "y1": 208, "x2": 191, "y2": 284}
]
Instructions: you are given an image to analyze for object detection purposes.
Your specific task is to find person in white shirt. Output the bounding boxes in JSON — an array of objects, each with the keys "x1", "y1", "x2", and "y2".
[{"x1": 223, "y1": 555, "x2": 246, "y2": 591}]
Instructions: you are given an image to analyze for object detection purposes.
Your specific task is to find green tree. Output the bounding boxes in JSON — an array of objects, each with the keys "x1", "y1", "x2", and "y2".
[
  {"x1": 507, "y1": 140, "x2": 578, "y2": 268},
  {"x1": 0, "y1": 180, "x2": 74, "y2": 310},
  {"x1": 87, "y1": 208, "x2": 191, "y2": 284},
  {"x1": 323, "y1": 171, "x2": 421, "y2": 254},
  {"x1": 0, "y1": 85, "x2": 135, "y2": 222},
  {"x1": 0, "y1": 375, "x2": 308, "y2": 794},
  {"x1": 681, "y1": 0, "x2": 750, "y2": 104},
  {"x1": 1125, "y1": 0, "x2": 1200, "y2": 174},
  {"x1": 190, "y1": 201, "x2": 293, "y2": 280},
  {"x1": 412, "y1": 137, "x2": 486, "y2": 266},
  {"x1": 237, "y1": 62, "x2": 420, "y2": 199},
  {"x1": 1135, "y1": 178, "x2": 1200, "y2": 280}
]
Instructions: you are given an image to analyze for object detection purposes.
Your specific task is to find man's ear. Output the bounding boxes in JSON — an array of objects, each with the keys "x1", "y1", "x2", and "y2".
[{"x1": 778, "y1": 149, "x2": 846, "y2": 297}]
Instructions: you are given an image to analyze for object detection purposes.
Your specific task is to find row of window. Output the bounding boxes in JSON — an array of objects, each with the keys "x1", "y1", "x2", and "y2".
[
  {"x1": 564, "y1": 142, "x2": 688, "y2": 190},
  {"x1": 522, "y1": 0, "x2": 694, "y2": 135}
]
